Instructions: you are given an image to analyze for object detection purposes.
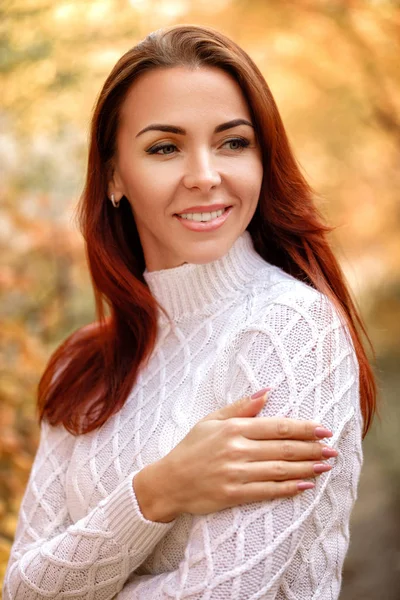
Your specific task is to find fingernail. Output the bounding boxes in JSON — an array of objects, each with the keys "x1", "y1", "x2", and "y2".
[
  {"x1": 314, "y1": 427, "x2": 333, "y2": 438},
  {"x1": 321, "y1": 447, "x2": 338, "y2": 458},
  {"x1": 313, "y1": 463, "x2": 332, "y2": 474},
  {"x1": 297, "y1": 482, "x2": 315, "y2": 491},
  {"x1": 251, "y1": 387, "x2": 271, "y2": 399}
]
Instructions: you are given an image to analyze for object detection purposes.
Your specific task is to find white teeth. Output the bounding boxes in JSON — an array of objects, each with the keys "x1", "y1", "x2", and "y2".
[{"x1": 178, "y1": 208, "x2": 225, "y2": 221}]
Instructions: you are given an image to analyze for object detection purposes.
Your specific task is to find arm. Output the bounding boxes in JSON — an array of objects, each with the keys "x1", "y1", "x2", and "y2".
[
  {"x1": 114, "y1": 290, "x2": 363, "y2": 599},
  {"x1": 2, "y1": 420, "x2": 176, "y2": 599}
]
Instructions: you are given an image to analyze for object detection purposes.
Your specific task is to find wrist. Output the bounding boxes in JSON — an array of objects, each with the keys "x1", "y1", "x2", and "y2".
[{"x1": 133, "y1": 461, "x2": 180, "y2": 523}]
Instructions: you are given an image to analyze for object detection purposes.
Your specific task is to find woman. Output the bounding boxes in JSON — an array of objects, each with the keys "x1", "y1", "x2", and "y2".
[{"x1": 3, "y1": 24, "x2": 376, "y2": 599}]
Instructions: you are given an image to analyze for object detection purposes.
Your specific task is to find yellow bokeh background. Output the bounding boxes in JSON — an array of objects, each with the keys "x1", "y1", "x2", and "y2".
[{"x1": 1, "y1": 1, "x2": 399, "y2": 597}]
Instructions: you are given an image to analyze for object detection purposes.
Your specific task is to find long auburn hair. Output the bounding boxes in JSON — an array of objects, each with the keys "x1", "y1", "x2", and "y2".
[{"x1": 38, "y1": 24, "x2": 377, "y2": 437}]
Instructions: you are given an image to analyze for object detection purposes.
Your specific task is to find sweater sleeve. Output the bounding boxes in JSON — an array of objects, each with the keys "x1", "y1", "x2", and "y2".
[
  {"x1": 2, "y1": 420, "x2": 176, "y2": 599},
  {"x1": 113, "y1": 289, "x2": 364, "y2": 599}
]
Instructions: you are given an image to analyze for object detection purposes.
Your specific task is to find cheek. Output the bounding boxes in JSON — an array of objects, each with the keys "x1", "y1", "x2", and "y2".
[
  {"x1": 251, "y1": 158, "x2": 264, "y2": 195},
  {"x1": 121, "y1": 163, "x2": 168, "y2": 206},
  {"x1": 232, "y1": 158, "x2": 263, "y2": 198},
  {"x1": 124, "y1": 159, "x2": 179, "y2": 193}
]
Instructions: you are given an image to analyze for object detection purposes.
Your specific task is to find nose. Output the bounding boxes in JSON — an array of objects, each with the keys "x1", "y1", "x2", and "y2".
[{"x1": 182, "y1": 150, "x2": 221, "y2": 192}]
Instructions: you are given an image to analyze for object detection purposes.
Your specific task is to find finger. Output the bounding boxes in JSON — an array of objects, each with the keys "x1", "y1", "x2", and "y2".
[
  {"x1": 237, "y1": 460, "x2": 332, "y2": 484},
  {"x1": 203, "y1": 389, "x2": 271, "y2": 422},
  {"x1": 234, "y1": 417, "x2": 332, "y2": 441},
  {"x1": 245, "y1": 439, "x2": 330, "y2": 462},
  {"x1": 231, "y1": 479, "x2": 315, "y2": 504}
]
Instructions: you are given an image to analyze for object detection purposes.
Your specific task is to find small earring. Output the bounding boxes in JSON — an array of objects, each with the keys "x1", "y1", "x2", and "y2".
[{"x1": 110, "y1": 193, "x2": 120, "y2": 208}]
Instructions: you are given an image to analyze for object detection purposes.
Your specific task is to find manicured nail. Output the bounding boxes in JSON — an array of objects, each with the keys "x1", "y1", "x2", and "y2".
[
  {"x1": 313, "y1": 463, "x2": 332, "y2": 474},
  {"x1": 251, "y1": 387, "x2": 271, "y2": 399},
  {"x1": 297, "y1": 482, "x2": 315, "y2": 491},
  {"x1": 321, "y1": 447, "x2": 338, "y2": 458},
  {"x1": 314, "y1": 427, "x2": 333, "y2": 438}
]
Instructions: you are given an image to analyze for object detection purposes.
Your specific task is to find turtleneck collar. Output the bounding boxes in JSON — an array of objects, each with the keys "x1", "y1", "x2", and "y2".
[{"x1": 143, "y1": 231, "x2": 270, "y2": 322}]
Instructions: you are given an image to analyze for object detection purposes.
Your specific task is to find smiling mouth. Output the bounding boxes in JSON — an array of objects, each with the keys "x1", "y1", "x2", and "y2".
[{"x1": 174, "y1": 206, "x2": 232, "y2": 221}]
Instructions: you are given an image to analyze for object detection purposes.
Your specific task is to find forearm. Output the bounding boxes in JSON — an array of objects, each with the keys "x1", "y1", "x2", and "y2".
[{"x1": 4, "y1": 470, "x2": 177, "y2": 600}]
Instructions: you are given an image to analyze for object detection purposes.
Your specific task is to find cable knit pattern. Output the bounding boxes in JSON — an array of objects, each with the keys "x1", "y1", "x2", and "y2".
[{"x1": 3, "y1": 231, "x2": 363, "y2": 599}]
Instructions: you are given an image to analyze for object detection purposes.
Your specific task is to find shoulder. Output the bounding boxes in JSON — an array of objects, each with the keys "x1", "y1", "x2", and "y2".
[
  {"x1": 212, "y1": 263, "x2": 361, "y2": 422},
  {"x1": 237, "y1": 262, "x2": 357, "y2": 367},
  {"x1": 245, "y1": 262, "x2": 341, "y2": 329}
]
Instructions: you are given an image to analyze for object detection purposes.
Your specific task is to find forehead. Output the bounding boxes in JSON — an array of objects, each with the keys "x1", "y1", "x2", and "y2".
[{"x1": 119, "y1": 66, "x2": 252, "y2": 132}]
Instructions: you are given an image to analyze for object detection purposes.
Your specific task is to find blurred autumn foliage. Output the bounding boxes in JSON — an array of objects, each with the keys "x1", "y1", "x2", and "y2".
[{"x1": 1, "y1": 1, "x2": 399, "y2": 597}]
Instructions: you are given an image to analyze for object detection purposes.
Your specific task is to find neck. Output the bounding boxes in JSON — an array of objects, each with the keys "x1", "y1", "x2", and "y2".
[{"x1": 143, "y1": 231, "x2": 269, "y2": 321}]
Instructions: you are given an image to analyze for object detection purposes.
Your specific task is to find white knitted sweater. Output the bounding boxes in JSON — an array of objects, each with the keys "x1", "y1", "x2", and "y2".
[{"x1": 3, "y1": 231, "x2": 363, "y2": 600}]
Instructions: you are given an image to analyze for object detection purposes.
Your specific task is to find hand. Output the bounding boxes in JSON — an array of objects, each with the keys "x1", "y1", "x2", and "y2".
[{"x1": 145, "y1": 390, "x2": 337, "y2": 520}]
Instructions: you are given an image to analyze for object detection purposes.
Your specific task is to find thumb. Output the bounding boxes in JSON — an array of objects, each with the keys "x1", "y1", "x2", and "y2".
[{"x1": 203, "y1": 388, "x2": 271, "y2": 421}]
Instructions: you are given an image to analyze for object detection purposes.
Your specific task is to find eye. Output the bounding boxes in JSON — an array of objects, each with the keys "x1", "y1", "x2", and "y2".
[
  {"x1": 146, "y1": 143, "x2": 177, "y2": 156},
  {"x1": 222, "y1": 137, "x2": 250, "y2": 151},
  {"x1": 145, "y1": 137, "x2": 251, "y2": 156}
]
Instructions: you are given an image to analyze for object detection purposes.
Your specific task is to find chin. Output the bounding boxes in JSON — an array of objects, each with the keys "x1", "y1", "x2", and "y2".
[{"x1": 183, "y1": 239, "x2": 235, "y2": 265}]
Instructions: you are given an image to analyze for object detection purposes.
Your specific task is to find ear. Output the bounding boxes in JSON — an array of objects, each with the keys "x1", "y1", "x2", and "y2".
[{"x1": 106, "y1": 159, "x2": 125, "y2": 203}]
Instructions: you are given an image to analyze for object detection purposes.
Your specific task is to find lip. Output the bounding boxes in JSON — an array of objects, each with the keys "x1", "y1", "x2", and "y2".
[
  {"x1": 175, "y1": 204, "x2": 230, "y2": 215},
  {"x1": 174, "y1": 206, "x2": 233, "y2": 232}
]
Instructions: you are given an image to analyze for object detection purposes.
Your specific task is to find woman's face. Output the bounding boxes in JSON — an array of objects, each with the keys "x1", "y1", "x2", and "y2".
[{"x1": 108, "y1": 66, "x2": 264, "y2": 272}]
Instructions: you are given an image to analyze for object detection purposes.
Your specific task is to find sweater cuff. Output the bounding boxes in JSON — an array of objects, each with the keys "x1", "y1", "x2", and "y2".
[{"x1": 100, "y1": 471, "x2": 176, "y2": 548}]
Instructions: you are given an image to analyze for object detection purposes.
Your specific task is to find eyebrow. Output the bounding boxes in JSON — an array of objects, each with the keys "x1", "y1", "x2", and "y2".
[{"x1": 135, "y1": 118, "x2": 254, "y2": 138}]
